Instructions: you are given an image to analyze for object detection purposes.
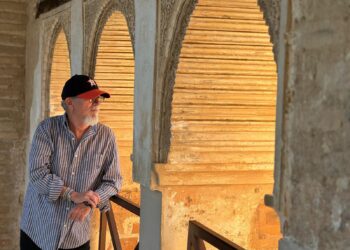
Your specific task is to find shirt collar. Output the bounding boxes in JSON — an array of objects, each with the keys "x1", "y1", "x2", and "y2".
[{"x1": 60, "y1": 113, "x2": 98, "y2": 137}]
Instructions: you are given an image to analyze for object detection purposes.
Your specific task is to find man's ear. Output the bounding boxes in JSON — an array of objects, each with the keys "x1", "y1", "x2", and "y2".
[{"x1": 65, "y1": 98, "x2": 73, "y2": 106}]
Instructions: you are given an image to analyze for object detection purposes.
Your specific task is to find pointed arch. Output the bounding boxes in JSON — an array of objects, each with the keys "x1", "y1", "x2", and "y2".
[
  {"x1": 91, "y1": 9, "x2": 138, "y2": 248},
  {"x1": 154, "y1": 0, "x2": 281, "y2": 249},
  {"x1": 94, "y1": 10, "x2": 135, "y2": 189},
  {"x1": 85, "y1": 0, "x2": 135, "y2": 76},
  {"x1": 49, "y1": 28, "x2": 71, "y2": 116},
  {"x1": 169, "y1": 0, "x2": 277, "y2": 169},
  {"x1": 41, "y1": 19, "x2": 71, "y2": 118}
]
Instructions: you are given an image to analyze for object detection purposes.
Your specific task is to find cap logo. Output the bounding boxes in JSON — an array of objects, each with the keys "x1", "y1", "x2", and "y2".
[{"x1": 88, "y1": 79, "x2": 97, "y2": 87}]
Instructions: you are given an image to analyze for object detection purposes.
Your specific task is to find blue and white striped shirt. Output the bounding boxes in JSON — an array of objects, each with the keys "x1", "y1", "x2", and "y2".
[{"x1": 20, "y1": 114, "x2": 122, "y2": 250}]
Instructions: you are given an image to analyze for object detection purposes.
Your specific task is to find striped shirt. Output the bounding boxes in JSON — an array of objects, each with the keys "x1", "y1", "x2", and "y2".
[{"x1": 20, "y1": 114, "x2": 122, "y2": 250}]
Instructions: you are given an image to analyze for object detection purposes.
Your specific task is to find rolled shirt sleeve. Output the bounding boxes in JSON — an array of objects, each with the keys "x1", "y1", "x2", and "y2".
[
  {"x1": 95, "y1": 132, "x2": 122, "y2": 211},
  {"x1": 29, "y1": 122, "x2": 64, "y2": 201}
]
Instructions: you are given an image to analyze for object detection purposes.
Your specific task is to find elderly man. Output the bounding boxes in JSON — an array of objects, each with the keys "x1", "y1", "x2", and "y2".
[{"x1": 20, "y1": 75, "x2": 122, "y2": 250}]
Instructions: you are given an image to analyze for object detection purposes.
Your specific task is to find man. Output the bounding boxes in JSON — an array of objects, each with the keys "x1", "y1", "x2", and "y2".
[{"x1": 20, "y1": 75, "x2": 122, "y2": 250}]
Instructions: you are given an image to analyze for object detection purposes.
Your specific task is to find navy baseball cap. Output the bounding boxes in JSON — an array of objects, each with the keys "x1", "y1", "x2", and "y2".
[{"x1": 61, "y1": 74, "x2": 110, "y2": 100}]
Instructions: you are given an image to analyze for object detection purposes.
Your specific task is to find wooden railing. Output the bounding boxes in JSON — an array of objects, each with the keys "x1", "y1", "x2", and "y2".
[
  {"x1": 187, "y1": 220, "x2": 245, "y2": 250},
  {"x1": 99, "y1": 194, "x2": 140, "y2": 250},
  {"x1": 99, "y1": 196, "x2": 244, "y2": 250}
]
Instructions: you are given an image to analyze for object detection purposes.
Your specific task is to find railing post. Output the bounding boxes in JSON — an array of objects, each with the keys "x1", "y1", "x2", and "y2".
[
  {"x1": 195, "y1": 237, "x2": 206, "y2": 250},
  {"x1": 106, "y1": 202, "x2": 123, "y2": 250},
  {"x1": 188, "y1": 222, "x2": 206, "y2": 250},
  {"x1": 187, "y1": 220, "x2": 245, "y2": 250},
  {"x1": 99, "y1": 212, "x2": 107, "y2": 250},
  {"x1": 99, "y1": 195, "x2": 141, "y2": 250},
  {"x1": 187, "y1": 222, "x2": 193, "y2": 250}
]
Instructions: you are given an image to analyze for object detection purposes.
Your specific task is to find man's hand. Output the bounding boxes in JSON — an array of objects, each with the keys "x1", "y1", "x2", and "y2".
[
  {"x1": 70, "y1": 191, "x2": 100, "y2": 208},
  {"x1": 68, "y1": 203, "x2": 91, "y2": 222}
]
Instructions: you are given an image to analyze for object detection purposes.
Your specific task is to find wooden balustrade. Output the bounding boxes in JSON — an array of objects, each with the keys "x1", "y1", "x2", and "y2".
[
  {"x1": 99, "y1": 194, "x2": 140, "y2": 250},
  {"x1": 187, "y1": 220, "x2": 245, "y2": 250}
]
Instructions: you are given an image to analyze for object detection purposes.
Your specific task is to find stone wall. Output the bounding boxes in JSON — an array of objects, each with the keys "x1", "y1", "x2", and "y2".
[
  {"x1": 0, "y1": 0, "x2": 27, "y2": 249},
  {"x1": 278, "y1": 0, "x2": 350, "y2": 249}
]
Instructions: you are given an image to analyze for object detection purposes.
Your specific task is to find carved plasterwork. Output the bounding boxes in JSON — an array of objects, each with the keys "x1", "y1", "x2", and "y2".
[
  {"x1": 258, "y1": 0, "x2": 280, "y2": 62},
  {"x1": 155, "y1": 0, "x2": 198, "y2": 163},
  {"x1": 155, "y1": 0, "x2": 280, "y2": 164},
  {"x1": 41, "y1": 10, "x2": 71, "y2": 118},
  {"x1": 84, "y1": 0, "x2": 135, "y2": 76}
]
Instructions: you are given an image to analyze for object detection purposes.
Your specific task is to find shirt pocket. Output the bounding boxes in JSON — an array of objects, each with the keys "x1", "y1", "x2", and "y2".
[
  {"x1": 83, "y1": 151, "x2": 104, "y2": 173},
  {"x1": 78, "y1": 153, "x2": 105, "y2": 190}
]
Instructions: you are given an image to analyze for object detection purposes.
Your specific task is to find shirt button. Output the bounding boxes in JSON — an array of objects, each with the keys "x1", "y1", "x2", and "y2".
[
  {"x1": 66, "y1": 207, "x2": 69, "y2": 211},
  {"x1": 74, "y1": 154, "x2": 78, "y2": 158},
  {"x1": 64, "y1": 224, "x2": 67, "y2": 227},
  {"x1": 72, "y1": 172, "x2": 75, "y2": 175}
]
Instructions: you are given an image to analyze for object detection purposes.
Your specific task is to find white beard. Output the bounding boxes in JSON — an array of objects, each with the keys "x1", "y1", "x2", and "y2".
[{"x1": 83, "y1": 114, "x2": 99, "y2": 126}]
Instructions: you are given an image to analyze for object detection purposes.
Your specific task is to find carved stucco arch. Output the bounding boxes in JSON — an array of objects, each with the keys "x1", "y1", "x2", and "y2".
[
  {"x1": 156, "y1": 0, "x2": 198, "y2": 163},
  {"x1": 258, "y1": 0, "x2": 284, "y2": 212},
  {"x1": 84, "y1": 0, "x2": 135, "y2": 77},
  {"x1": 155, "y1": 0, "x2": 280, "y2": 163},
  {"x1": 41, "y1": 13, "x2": 71, "y2": 118},
  {"x1": 258, "y1": 0, "x2": 280, "y2": 62}
]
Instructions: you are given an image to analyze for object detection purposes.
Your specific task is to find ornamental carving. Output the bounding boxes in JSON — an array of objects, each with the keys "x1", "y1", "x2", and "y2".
[
  {"x1": 156, "y1": 0, "x2": 198, "y2": 163},
  {"x1": 258, "y1": 0, "x2": 280, "y2": 62},
  {"x1": 41, "y1": 11, "x2": 71, "y2": 118},
  {"x1": 84, "y1": 0, "x2": 135, "y2": 76}
]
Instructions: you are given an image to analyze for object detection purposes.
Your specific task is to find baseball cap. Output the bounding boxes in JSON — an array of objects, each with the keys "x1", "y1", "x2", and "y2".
[{"x1": 61, "y1": 74, "x2": 110, "y2": 100}]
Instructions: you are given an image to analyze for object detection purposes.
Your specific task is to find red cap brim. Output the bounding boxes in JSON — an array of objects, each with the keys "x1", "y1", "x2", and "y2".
[{"x1": 76, "y1": 89, "x2": 110, "y2": 99}]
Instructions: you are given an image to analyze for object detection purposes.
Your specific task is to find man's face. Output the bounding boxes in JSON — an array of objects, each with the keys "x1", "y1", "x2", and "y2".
[{"x1": 69, "y1": 96, "x2": 102, "y2": 126}]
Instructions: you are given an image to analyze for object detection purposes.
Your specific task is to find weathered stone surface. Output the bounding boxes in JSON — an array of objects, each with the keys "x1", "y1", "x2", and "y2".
[
  {"x1": 258, "y1": 0, "x2": 280, "y2": 62},
  {"x1": 0, "y1": 1, "x2": 27, "y2": 250},
  {"x1": 158, "y1": 184, "x2": 280, "y2": 250},
  {"x1": 278, "y1": 0, "x2": 350, "y2": 249}
]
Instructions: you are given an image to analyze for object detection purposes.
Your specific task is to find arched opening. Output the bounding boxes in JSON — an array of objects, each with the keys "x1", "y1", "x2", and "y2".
[
  {"x1": 93, "y1": 11, "x2": 138, "y2": 249},
  {"x1": 158, "y1": 0, "x2": 281, "y2": 249},
  {"x1": 171, "y1": 2, "x2": 276, "y2": 167},
  {"x1": 49, "y1": 29, "x2": 71, "y2": 116}
]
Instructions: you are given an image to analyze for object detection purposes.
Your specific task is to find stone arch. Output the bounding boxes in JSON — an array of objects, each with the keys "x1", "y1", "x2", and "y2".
[
  {"x1": 156, "y1": 0, "x2": 198, "y2": 163},
  {"x1": 48, "y1": 29, "x2": 71, "y2": 116},
  {"x1": 41, "y1": 18, "x2": 71, "y2": 118},
  {"x1": 84, "y1": 0, "x2": 135, "y2": 76},
  {"x1": 258, "y1": 0, "x2": 280, "y2": 62},
  {"x1": 167, "y1": 0, "x2": 278, "y2": 170},
  {"x1": 88, "y1": 8, "x2": 138, "y2": 249},
  {"x1": 154, "y1": 0, "x2": 280, "y2": 248},
  {"x1": 156, "y1": 0, "x2": 281, "y2": 163},
  {"x1": 93, "y1": 10, "x2": 136, "y2": 190}
]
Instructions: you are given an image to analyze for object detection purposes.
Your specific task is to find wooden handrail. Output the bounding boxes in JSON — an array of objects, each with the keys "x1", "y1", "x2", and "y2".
[
  {"x1": 110, "y1": 195, "x2": 140, "y2": 216},
  {"x1": 187, "y1": 220, "x2": 245, "y2": 250},
  {"x1": 99, "y1": 194, "x2": 140, "y2": 250},
  {"x1": 100, "y1": 196, "x2": 243, "y2": 250}
]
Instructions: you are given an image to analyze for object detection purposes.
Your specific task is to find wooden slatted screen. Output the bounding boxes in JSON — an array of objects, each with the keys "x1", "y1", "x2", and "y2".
[
  {"x1": 168, "y1": 0, "x2": 277, "y2": 170},
  {"x1": 94, "y1": 12, "x2": 136, "y2": 190},
  {"x1": 49, "y1": 30, "x2": 71, "y2": 116}
]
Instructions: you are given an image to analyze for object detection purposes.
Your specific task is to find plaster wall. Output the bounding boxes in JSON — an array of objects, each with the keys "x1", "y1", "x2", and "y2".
[
  {"x1": 158, "y1": 184, "x2": 280, "y2": 250},
  {"x1": 276, "y1": 0, "x2": 350, "y2": 249}
]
